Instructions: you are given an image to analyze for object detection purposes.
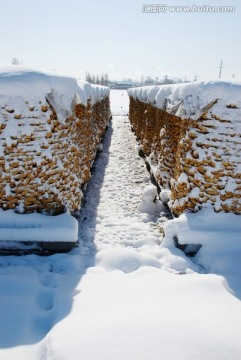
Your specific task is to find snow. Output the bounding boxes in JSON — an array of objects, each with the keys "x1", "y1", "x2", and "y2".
[
  {"x1": 110, "y1": 89, "x2": 129, "y2": 115},
  {"x1": 177, "y1": 172, "x2": 188, "y2": 184},
  {"x1": 137, "y1": 184, "x2": 162, "y2": 218},
  {"x1": 163, "y1": 206, "x2": 241, "y2": 272},
  {"x1": 0, "y1": 210, "x2": 78, "y2": 243},
  {"x1": 0, "y1": 66, "x2": 109, "y2": 123},
  {"x1": 128, "y1": 80, "x2": 241, "y2": 120},
  {"x1": 0, "y1": 90, "x2": 241, "y2": 360}
]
